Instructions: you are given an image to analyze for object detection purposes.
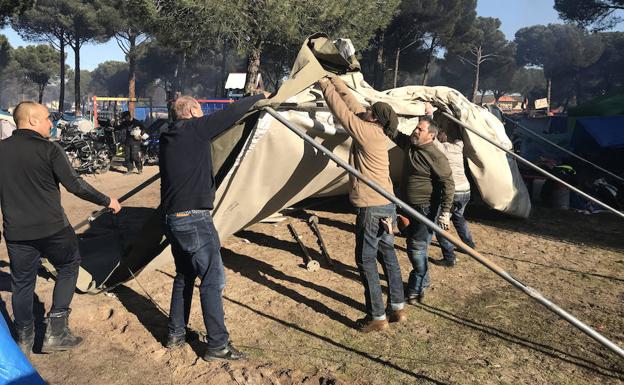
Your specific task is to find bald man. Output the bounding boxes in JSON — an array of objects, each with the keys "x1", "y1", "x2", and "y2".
[
  {"x1": 159, "y1": 94, "x2": 264, "y2": 361},
  {"x1": 0, "y1": 101, "x2": 121, "y2": 357}
]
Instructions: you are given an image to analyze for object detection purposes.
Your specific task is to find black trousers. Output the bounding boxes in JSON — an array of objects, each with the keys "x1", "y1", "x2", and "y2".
[
  {"x1": 6, "y1": 226, "x2": 81, "y2": 328},
  {"x1": 125, "y1": 144, "x2": 143, "y2": 172}
]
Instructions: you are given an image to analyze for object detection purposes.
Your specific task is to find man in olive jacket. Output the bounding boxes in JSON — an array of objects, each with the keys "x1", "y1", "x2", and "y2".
[
  {"x1": 319, "y1": 76, "x2": 405, "y2": 332},
  {"x1": 390, "y1": 116, "x2": 454, "y2": 303}
]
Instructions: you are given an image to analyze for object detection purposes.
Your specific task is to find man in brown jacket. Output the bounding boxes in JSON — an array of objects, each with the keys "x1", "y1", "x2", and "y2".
[{"x1": 319, "y1": 76, "x2": 405, "y2": 332}]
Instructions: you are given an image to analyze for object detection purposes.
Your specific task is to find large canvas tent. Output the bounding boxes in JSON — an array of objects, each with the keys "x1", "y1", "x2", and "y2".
[{"x1": 61, "y1": 35, "x2": 529, "y2": 293}]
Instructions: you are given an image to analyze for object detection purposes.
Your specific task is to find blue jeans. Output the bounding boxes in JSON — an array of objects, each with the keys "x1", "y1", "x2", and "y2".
[
  {"x1": 164, "y1": 211, "x2": 229, "y2": 350},
  {"x1": 436, "y1": 191, "x2": 475, "y2": 261},
  {"x1": 355, "y1": 203, "x2": 405, "y2": 319},
  {"x1": 405, "y1": 204, "x2": 439, "y2": 297}
]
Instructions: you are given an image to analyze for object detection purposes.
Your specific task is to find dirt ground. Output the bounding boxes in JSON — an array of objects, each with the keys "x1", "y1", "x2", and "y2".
[{"x1": 1, "y1": 165, "x2": 623, "y2": 385}]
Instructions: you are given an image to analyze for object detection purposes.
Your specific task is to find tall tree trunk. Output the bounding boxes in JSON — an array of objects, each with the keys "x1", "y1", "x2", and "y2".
[
  {"x1": 393, "y1": 47, "x2": 400, "y2": 89},
  {"x1": 546, "y1": 77, "x2": 552, "y2": 111},
  {"x1": 73, "y1": 41, "x2": 81, "y2": 116},
  {"x1": 244, "y1": 44, "x2": 262, "y2": 95},
  {"x1": 470, "y1": 47, "x2": 482, "y2": 103},
  {"x1": 38, "y1": 84, "x2": 45, "y2": 104},
  {"x1": 220, "y1": 40, "x2": 228, "y2": 98},
  {"x1": 373, "y1": 32, "x2": 385, "y2": 90},
  {"x1": 128, "y1": 32, "x2": 137, "y2": 118},
  {"x1": 59, "y1": 36, "x2": 65, "y2": 112},
  {"x1": 421, "y1": 35, "x2": 437, "y2": 86}
]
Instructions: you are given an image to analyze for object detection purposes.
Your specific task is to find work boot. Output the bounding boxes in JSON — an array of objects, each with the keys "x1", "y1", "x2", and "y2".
[
  {"x1": 165, "y1": 333, "x2": 186, "y2": 349},
  {"x1": 406, "y1": 292, "x2": 425, "y2": 305},
  {"x1": 16, "y1": 321, "x2": 35, "y2": 358},
  {"x1": 42, "y1": 310, "x2": 83, "y2": 353},
  {"x1": 356, "y1": 316, "x2": 389, "y2": 333},
  {"x1": 202, "y1": 342, "x2": 245, "y2": 361},
  {"x1": 388, "y1": 309, "x2": 407, "y2": 323},
  {"x1": 430, "y1": 257, "x2": 456, "y2": 268}
]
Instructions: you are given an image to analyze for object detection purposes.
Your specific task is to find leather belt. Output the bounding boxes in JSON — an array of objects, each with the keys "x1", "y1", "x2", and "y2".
[{"x1": 172, "y1": 209, "x2": 210, "y2": 217}]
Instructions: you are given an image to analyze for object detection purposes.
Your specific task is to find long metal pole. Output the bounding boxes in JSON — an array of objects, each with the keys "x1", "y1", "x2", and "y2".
[
  {"x1": 263, "y1": 106, "x2": 624, "y2": 360},
  {"x1": 441, "y1": 112, "x2": 624, "y2": 220},
  {"x1": 503, "y1": 115, "x2": 624, "y2": 184},
  {"x1": 73, "y1": 173, "x2": 161, "y2": 231}
]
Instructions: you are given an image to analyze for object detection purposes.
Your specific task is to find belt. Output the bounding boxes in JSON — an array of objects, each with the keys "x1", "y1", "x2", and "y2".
[{"x1": 171, "y1": 209, "x2": 210, "y2": 217}]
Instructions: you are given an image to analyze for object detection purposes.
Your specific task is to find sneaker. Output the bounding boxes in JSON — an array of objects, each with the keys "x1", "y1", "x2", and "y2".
[
  {"x1": 165, "y1": 333, "x2": 186, "y2": 349},
  {"x1": 430, "y1": 258, "x2": 456, "y2": 268},
  {"x1": 355, "y1": 317, "x2": 389, "y2": 333},
  {"x1": 388, "y1": 309, "x2": 407, "y2": 323},
  {"x1": 202, "y1": 342, "x2": 245, "y2": 361},
  {"x1": 406, "y1": 292, "x2": 425, "y2": 305}
]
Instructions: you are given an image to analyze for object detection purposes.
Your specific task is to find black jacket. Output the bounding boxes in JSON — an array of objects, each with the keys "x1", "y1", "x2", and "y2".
[
  {"x1": 117, "y1": 118, "x2": 145, "y2": 149},
  {"x1": 159, "y1": 95, "x2": 264, "y2": 215},
  {"x1": 0, "y1": 129, "x2": 110, "y2": 241}
]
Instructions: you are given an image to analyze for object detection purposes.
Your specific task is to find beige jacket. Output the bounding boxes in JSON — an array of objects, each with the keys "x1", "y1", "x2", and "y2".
[{"x1": 320, "y1": 77, "x2": 393, "y2": 207}]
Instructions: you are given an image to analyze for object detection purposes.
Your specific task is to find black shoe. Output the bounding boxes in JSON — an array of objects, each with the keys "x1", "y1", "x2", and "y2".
[
  {"x1": 202, "y1": 342, "x2": 245, "y2": 361},
  {"x1": 430, "y1": 258, "x2": 456, "y2": 268},
  {"x1": 16, "y1": 322, "x2": 34, "y2": 358},
  {"x1": 42, "y1": 310, "x2": 83, "y2": 352},
  {"x1": 165, "y1": 333, "x2": 186, "y2": 349},
  {"x1": 406, "y1": 292, "x2": 425, "y2": 305}
]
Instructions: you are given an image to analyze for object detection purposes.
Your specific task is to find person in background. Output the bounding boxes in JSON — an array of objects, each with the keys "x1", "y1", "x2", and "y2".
[
  {"x1": 117, "y1": 111, "x2": 147, "y2": 174},
  {"x1": 432, "y1": 130, "x2": 476, "y2": 267}
]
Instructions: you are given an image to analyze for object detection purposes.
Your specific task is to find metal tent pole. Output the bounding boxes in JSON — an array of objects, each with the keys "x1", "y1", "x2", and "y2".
[
  {"x1": 441, "y1": 112, "x2": 624, "y2": 220},
  {"x1": 263, "y1": 106, "x2": 624, "y2": 360},
  {"x1": 73, "y1": 173, "x2": 161, "y2": 231},
  {"x1": 503, "y1": 115, "x2": 624, "y2": 184}
]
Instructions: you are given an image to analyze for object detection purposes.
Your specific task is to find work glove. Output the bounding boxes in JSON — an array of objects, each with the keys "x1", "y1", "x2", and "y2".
[{"x1": 437, "y1": 212, "x2": 451, "y2": 231}]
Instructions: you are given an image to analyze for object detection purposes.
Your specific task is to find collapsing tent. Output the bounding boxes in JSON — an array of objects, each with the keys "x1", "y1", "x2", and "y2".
[{"x1": 68, "y1": 34, "x2": 529, "y2": 293}]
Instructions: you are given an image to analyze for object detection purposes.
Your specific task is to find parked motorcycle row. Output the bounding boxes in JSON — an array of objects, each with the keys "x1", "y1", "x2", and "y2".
[{"x1": 56, "y1": 118, "x2": 166, "y2": 174}]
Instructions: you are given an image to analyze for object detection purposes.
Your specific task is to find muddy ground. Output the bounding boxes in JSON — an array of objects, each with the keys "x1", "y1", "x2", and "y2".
[{"x1": 1, "y1": 165, "x2": 623, "y2": 385}]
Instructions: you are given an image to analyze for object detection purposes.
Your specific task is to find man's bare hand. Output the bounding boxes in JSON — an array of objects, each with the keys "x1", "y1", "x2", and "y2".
[
  {"x1": 424, "y1": 102, "x2": 434, "y2": 116},
  {"x1": 318, "y1": 77, "x2": 331, "y2": 86},
  {"x1": 108, "y1": 197, "x2": 122, "y2": 214}
]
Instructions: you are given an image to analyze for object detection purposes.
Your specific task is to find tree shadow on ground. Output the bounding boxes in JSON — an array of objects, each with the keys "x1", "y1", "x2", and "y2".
[
  {"x1": 237, "y1": 229, "x2": 393, "y2": 292},
  {"x1": 224, "y1": 295, "x2": 449, "y2": 385},
  {"x1": 417, "y1": 303, "x2": 624, "y2": 380},
  {"x1": 464, "y1": 204, "x2": 624, "y2": 252},
  {"x1": 220, "y1": 246, "x2": 364, "y2": 324},
  {"x1": 113, "y1": 285, "x2": 204, "y2": 357}
]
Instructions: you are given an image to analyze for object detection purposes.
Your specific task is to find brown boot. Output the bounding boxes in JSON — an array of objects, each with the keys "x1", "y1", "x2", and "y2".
[
  {"x1": 356, "y1": 317, "x2": 389, "y2": 333},
  {"x1": 389, "y1": 309, "x2": 407, "y2": 323}
]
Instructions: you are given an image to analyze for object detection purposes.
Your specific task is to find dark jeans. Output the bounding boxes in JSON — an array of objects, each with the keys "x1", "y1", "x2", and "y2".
[
  {"x1": 355, "y1": 203, "x2": 405, "y2": 319},
  {"x1": 405, "y1": 204, "x2": 439, "y2": 297},
  {"x1": 164, "y1": 210, "x2": 228, "y2": 350},
  {"x1": 6, "y1": 226, "x2": 81, "y2": 329},
  {"x1": 436, "y1": 191, "x2": 475, "y2": 260},
  {"x1": 125, "y1": 144, "x2": 142, "y2": 172}
]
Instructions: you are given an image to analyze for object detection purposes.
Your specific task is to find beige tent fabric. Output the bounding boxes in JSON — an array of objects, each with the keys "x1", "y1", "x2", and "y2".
[{"x1": 70, "y1": 35, "x2": 529, "y2": 292}]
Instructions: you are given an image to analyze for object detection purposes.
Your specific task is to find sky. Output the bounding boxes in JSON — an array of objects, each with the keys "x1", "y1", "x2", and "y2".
[{"x1": 1, "y1": 0, "x2": 623, "y2": 71}]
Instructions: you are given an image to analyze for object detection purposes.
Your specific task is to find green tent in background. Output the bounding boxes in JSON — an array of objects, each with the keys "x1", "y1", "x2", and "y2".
[{"x1": 568, "y1": 90, "x2": 624, "y2": 117}]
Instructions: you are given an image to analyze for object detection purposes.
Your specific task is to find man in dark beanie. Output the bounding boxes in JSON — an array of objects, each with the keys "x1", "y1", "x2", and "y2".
[{"x1": 318, "y1": 76, "x2": 405, "y2": 332}]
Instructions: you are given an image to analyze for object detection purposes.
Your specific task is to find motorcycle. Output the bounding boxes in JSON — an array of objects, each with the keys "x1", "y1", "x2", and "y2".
[{"x1": 59, "y1": 128, "x2": 112, "y2": 174}]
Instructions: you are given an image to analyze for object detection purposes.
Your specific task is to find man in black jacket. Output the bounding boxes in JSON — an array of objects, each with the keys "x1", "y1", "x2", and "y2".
[
  {"x1": 160, "y1": 94, "x2": 263, "y2": 361},
  {"x1": 0, "y1": 101, "x2": 121, "y2": 357},
  {"x1": 117, "y1": 111, "x2": 146, "y2": 174}
]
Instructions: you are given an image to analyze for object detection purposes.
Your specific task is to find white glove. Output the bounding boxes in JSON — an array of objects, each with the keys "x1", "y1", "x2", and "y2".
[
  {"x1": 437, "y1": 212, "x2": 451, "y2": 231},
  {"x1": 141, "y1": 132, "x2": 149, "y2": 140}
]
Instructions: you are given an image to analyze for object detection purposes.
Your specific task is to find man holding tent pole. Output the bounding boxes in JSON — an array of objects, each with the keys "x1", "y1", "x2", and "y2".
[
  {"x1": 0, "y1": 101, "x2": 122, "y2": 357},
  {"x1": 388, "y1": 116, "x2": 454, "y2": 303},
  {"x1": 159, "y1": 93, "x2": 264, "y2": 361},
  {"x1": 318, "y1": 76, "x2": 406, "y2": 332}
]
